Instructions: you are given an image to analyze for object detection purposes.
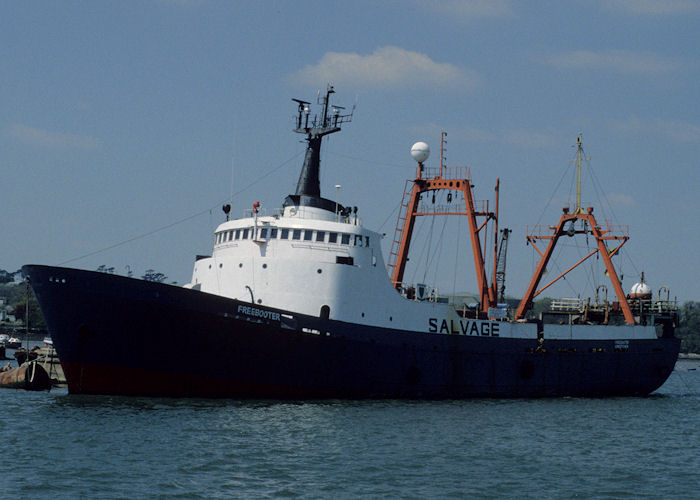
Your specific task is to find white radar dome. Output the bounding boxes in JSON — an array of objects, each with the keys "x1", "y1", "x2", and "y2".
[
  {"x1": 411, "y1": 142, "x2": 430, "y2": 164},
  {"x1": 629, "y1": 281, "x2": 652, "y2": 299}
]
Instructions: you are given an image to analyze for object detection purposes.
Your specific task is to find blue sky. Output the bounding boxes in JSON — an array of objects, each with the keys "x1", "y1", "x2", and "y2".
[{"x1": 2, "y1": 0, "x2": 699, "y2": 302}]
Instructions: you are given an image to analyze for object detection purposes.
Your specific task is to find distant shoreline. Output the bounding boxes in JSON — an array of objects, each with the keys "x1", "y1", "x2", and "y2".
[{"x1": 679, "y1": 353, "x2": 700, "y2": 359}]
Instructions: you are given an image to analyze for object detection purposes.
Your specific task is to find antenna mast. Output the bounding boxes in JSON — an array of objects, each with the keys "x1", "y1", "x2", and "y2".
[
  {"x1": 573, "y1": 133, "x2": 590, "y2": 215},
  {"x1": 291, "y1": 85, "x2": 354, "y2": 199}
]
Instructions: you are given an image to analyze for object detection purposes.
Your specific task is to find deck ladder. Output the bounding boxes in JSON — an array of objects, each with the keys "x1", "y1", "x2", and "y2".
[{"x1": 386, "y1": 179, "x2": 414, "y2": 277}]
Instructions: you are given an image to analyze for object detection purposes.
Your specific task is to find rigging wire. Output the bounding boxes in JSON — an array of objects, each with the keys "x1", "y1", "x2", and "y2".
[
  {"x1": 586, "y1": 159, "x2": 638, "y2": 283},
  {"x1": 426, "y1": 214, "x2": 449, "y2": 288},
  {"x1": 585, "y1": 158, "x2": 643, "y2": 283},
  {"x1": 326, "y1": 150, "x2": 408, "y2": 169},
  {"x1": 547, "y1": 239, "x2": 580, "y2": 297},
  {"x1": 378, "y1": 201, "x2": 400, "y2": 232},
  {"x1": 408, "y1": 215, "x2": 429, "y2": 285},
  {"x1": 58, "y1": 151, "x2": 304, "y2": 266},
  {"x1": 421, "y1": 198, "x2": 439, "y2": 283},
  {"x1": 580, "y1": 155, "x2": 632, "y2": 292},
  {"x1": 453, "y1": 215, "x2": 462, "y2": 296},
  {"x1": 587, "y1": 160, "x2": 618, "y2": 224},
  {"x1": 533, "y1": 162, "x2": 572, "y2": 229}
]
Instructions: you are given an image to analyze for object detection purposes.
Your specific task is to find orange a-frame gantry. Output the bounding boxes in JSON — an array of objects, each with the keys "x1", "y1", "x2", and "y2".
[
  {"x1": 514, "y1": 134, "x2": 636, "y2": 324},
  {"x1": 387, "y1": 138, "x2": 500, "y2": 314},
  {"x1": 513, "y1": 206, "x2": 634, "y2": 324}
]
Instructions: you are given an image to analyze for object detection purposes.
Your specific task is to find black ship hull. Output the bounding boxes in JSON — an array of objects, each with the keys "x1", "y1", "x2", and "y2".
[{"x1": 24, "y1": 265, "x2": 679, "y2": 398}]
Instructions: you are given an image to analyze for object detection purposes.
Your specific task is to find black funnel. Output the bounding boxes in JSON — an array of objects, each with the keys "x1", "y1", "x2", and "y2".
[{"x1": 295, "y1": 136, "x2": 322, "y2": 197}]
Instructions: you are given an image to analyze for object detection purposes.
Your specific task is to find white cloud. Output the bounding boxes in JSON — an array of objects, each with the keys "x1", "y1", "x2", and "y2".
[
  {"x1": 655, "y1": 119, "x2": 700, "y2": 143},
  {"x1": 290, "y1": 46, "x2": 481, "y2": 90},
  {"x1": 408, "y1": 123, "x2": 558, "y2": 148},
  {"x1": 155, "y1": 0, "x2": 203, "y2": 6},
  {"x1": 459, "y1": 125, "x2": 498, "y2": 143},
  {"x1": 612, "y1": 115, "x2": 644, "y2": 134},
  {"x1": 602, "y1": 0, "x2": 700, "y2": 15},
  {"x1": 419, "y1": 0, "x2": 514, "y2": 20},
  {"x1": 607, "y1": 192, "x2": 636, "y2": 207},
  {"x1": 611, "y1": 116, "x2": 700, "y2": 143},
  {"x1": 545, "y1": 49, "x2": 681, "y2": 75},
  {"x1": 8, "y1": 124, "x2": 103, "y2": 150},
  {"x1": 407, "y1": 123, "x2": 497, "y2": 144},
  {"x1": 503, "y1": 129, "x2": 558, "y2": 148}
]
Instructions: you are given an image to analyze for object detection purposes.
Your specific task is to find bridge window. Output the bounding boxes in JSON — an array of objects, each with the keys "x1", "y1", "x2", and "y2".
[
  {"x1": 328, "y1": 232, "x2": 338, "y2": 243},
  {"x1": 260, "y1": 228, "x2": 268, "y2": 239},
  {"x1": 304, "y1": 230, "x2": 313, "y2": 241},
  {"x1": 316, "y1": 231, "x2": 326, "y2": 242},
  {"x1": 292, "y1": 229, "x2": 302, "y2": 240},
  {"x1": 341, "y1": 233, "x2": 350, "y2": 245},
  {"x1": 354, "y1": 235, "x2": 363, "y2": 247},
  {"x1": 270, "y1": 228, "x2": 278, "y2": 239},
  {"x1": 235, "y1": 229, "x2": 241, "y2": 240},
  {"x1": 242, "y1": 228, "x2": 249, "y2": 239},
  {"x1": 281, "y1": 228, "x2": 289, "y2": 239}
]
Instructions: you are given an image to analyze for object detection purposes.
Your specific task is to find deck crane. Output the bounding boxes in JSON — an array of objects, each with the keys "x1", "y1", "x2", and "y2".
[{"x1": 495, "y1": 228, "x2": 511, "y2": 303}]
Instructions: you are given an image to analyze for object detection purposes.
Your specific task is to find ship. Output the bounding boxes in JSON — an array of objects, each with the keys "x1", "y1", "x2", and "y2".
[{"x1": 23, "y1": 86, "x2": 679, "y2": 398}]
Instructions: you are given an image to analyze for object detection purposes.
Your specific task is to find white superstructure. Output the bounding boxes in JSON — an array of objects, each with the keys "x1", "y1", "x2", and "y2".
[{"x1": 188, "y1": 204, "x2": 456, "y2": 333}]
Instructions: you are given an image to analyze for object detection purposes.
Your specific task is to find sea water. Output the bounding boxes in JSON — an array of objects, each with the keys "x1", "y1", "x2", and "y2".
[{"x1": 1, "y1": 360, "x2": 699, "y2": 498}]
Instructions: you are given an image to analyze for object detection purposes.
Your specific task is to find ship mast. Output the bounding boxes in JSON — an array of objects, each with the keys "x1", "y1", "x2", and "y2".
[
  {"x1": 291, "y1": 85, "x2": 354, "y2": 202},
  {"x1": 573, "y1": 133, "x2": 590, "y2": 215},
  {"x1": 514, "y1": 135, "x2": 635, "y2": 324}
]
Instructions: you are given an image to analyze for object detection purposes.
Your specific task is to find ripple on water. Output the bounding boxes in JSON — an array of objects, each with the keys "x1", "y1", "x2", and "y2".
[{"x1": 0, "y1": 367, "x2": 698, "y2": 498}]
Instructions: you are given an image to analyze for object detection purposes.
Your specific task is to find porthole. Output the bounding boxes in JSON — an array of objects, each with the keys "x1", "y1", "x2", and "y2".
[
  {"x1": 219, "y1": 263, "x2": 223, "y2": 268},
  {"x1": 208, "y1": 264, "x2": 212, "y2": 269},
  {"x1": 239, "y1": 263, "x2": 243, "y2": 268},
  {"x1": 389, "y1": 316, "x2": 393, "y2": 321},
  {"x1": 317, "y1": 269, "x2": 322, "y2": 274},
  {"x1": 361, "y1": 312, "x2": 365, "y2": 317},
  {"x1": 263, "y1": 263, "x2": 267, "y2": 269},
  {"x1": 257, "y1": 299, "x2": 262, "y2": 304}
]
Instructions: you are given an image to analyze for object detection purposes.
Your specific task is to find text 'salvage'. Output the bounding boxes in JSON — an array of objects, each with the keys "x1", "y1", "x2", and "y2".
[{"x1": 428, "y1": 318, "x2": 500, "y2": 336}]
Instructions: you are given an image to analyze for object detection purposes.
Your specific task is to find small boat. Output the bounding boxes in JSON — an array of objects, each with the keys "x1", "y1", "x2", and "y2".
[
  {"x1": 0, "y1": 361, "x2": 51, "y2": 391},
  {"x1": 5, "y1": 337, "x2": 21, "y2": 349},
  {"x1": 13, "y1": 346, "x2": 65, "y2": 387}
]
